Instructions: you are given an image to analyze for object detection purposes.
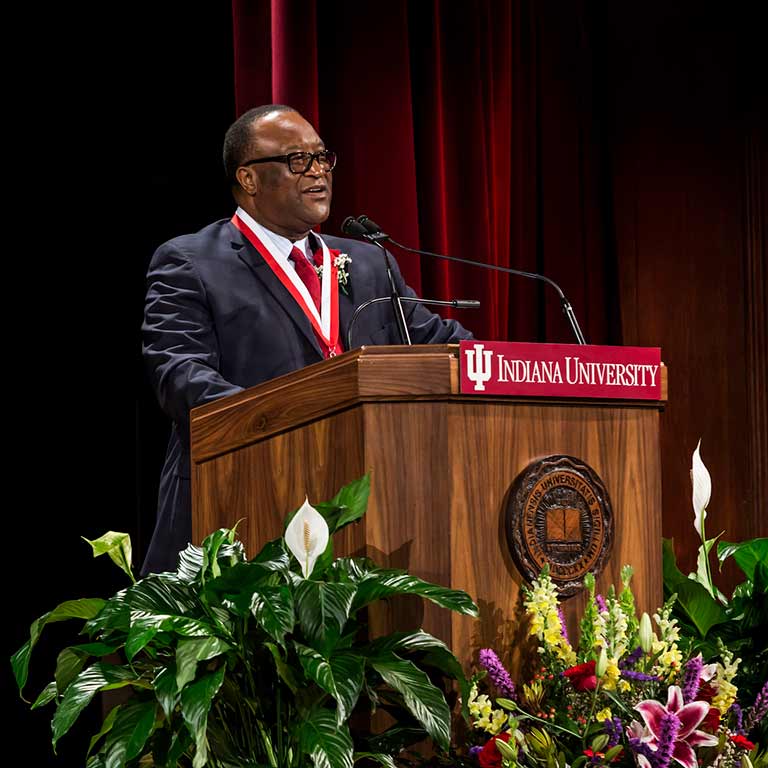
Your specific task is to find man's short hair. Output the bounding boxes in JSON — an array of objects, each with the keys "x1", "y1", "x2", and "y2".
[{"x1": 223, "y1": 104, "x2": 295, "y2": 184}]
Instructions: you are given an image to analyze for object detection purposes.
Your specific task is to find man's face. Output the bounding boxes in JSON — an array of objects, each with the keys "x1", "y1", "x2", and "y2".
[{"x1": 240, "y1": 111, "x2": 333, "y2": 239}]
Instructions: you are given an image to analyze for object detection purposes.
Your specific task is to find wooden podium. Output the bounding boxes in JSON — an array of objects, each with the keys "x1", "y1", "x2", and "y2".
[{"x1": 190, "y1": 345, "x2": 667, "y2": 672}]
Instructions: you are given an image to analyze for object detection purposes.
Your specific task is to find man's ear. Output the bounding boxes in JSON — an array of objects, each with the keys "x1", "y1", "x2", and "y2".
[{"x1": 235, "y1": 166, "x2": 259, "y2": 195}]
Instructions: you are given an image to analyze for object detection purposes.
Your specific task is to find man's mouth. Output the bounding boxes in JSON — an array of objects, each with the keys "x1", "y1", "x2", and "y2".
[{"x1": 302, "y1": 184, "x2": 328, "y2": 196}]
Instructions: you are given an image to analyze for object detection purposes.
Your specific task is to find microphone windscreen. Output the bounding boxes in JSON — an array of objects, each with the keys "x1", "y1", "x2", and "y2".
[
  {"x1": 357, "y1": 215, "x2": 382, "y2": 235},
  {"x1": 341, "y1": 216, "x2": 368, "y2": 237}
]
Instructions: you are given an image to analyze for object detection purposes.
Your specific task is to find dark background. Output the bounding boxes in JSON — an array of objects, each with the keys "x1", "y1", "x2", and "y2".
[{"x1": 7, "y1": 1, "x2": 765, "y2": 764}]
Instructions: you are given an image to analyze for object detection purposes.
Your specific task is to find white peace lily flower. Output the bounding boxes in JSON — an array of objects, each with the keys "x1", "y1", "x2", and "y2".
[
  {"x1": 691, "y1": 439, "x2": 711, "y2": 538},
  {"x1": 284, "y1": 498, "x2": 329, "y2": 579}
]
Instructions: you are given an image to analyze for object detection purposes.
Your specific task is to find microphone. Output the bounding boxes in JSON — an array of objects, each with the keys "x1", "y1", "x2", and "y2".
[
  {"x1": 352, "y1": 215, "x2": 587, "y2": 344},
  {"x1": 341, "y1": 216, "x2": 412, "y2": 344}
]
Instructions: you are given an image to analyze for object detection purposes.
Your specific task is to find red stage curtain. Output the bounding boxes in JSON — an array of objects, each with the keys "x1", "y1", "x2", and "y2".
[{"x1": 231, "y1": 0, "x2": 620, "y2": 345}]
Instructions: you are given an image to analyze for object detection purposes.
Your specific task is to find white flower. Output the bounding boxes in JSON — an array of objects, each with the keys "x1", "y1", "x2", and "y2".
[
  {"x1": 315, "y1": 253, "x2": 352, "y2": 292},
  {"x1": 284, "y1": 498, "x2": 329, "y2": 579},
  {"x1": 691, "y1": 439, "x2": 712, "y2": 538}
]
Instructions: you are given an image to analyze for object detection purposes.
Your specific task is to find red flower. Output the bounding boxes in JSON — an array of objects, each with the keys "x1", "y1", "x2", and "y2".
[
  {"x1": 730, "y1": 735, "x2": 755, "y2": 751},
  {"x1": 563, "y1": 660, "x2": 597, "y2": 691},
  {"x1": 697, "y1": 681, "x2": 717, "y2": 703},
  {"x1": 700, "y1": 706, "x2": 720, "y2": 732},
  {"x1": 478, "y1": 733, "x2": 511, "y2": 768}
]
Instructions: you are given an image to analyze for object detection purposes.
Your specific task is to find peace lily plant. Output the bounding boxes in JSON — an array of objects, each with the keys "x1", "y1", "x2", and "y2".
[{"x1": 12, "y1": 475, "x2": 479, "y2": 768}]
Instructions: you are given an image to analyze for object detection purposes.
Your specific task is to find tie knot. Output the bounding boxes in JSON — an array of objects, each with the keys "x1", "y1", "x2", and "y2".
[{"x1": 289, "y1": 246, "x2": 306, "y2": 264}]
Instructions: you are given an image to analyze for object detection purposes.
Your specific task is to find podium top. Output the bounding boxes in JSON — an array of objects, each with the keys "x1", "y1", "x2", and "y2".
[{"x1": 190, "y1": 345, "x2": 667, "y2": 463}]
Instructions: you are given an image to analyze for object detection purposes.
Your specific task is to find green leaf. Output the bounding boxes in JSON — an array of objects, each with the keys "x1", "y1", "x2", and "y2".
[
  {"x1": 370, "y1": 654, "x2": 451, "y2": 750},
  {"x1": 351, "y1": 569, "x2": 478, "y2": 617},
  {"x1": 690, "y1": 535, "x2": 720, "y2": 598},
  {"x1": 31, "y1": 681, "x2": 57, "y2": 709},
  {"x1": 176, "y1": 636, "x2": 230, "y2": 691},
  {"x1": 55, "y1": 647, "x2": 92, "y2": 694},
  {"x1": 180, "y1": 666, "x2": 226, "y2": 768},
  {"x1": 318, "y1": 474, "x2": 371, "y2": 534},
  {"x1": 718, "y1": 539, "x2": 768, "y2": 582},
  {"x1": 298, "y1": 705, "x2": 354, "y2": 768},
  {"x1": 354, "y1": 753, "x2": 397, "y2": 768},
  {"x1": 11, "y1": 598, "x2": 107, "y2": 694},
  {"x1": 82, "y1": 532, "x2": 134, "y2": 582},
  {"x1": 364, "y1": 725, "x2": 427, "y2": 755},
  {"x1": 124, "y1": 626, "x2": 160, "y2": 661},
  {"x1": 265, "y1": 641, "x2": 300, "y2": 694},
  {"x1": 154, "y1": 665, "x2": 179, "y2": 719},
  {"x1": 250, "y1": 584, "x2": 295, "y2": 646},
  {"x1": 88, "y1": 702, "x2": 121, "y2": 756},
  {"x1": 670, "y1": 577, "x2": 728, "y2": 638},
  {"x1": 295, "y1": 581, "x2": 356, "y2": 653},
  {"x1": 52, "y1": 663, "x2": 139, "y2": 747},
  {"x1": 662, "y1": 538, "x2": 688, "y2": 590},
  {"x1": 103, "y1": 700, "x2": 157, "y2": 766},
  {"x1": 295, "y1": 643, "x2": 365, "y2": 724},
  {"x1": 126, "y1": 574, "x2": 201, "y2": 616}
]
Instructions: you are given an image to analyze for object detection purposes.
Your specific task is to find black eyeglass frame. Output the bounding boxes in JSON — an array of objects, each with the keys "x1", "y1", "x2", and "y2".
[{"x1": 241, "y1": 150, "x2": 337, "y2": 175}]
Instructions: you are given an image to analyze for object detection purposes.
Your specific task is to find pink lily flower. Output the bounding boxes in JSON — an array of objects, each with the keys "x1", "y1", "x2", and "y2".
[{"x1": 632, "y1": 685, "x2": 719, "y2": 768}]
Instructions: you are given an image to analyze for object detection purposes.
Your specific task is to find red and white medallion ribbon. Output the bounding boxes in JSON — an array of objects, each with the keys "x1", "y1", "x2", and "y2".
[{"x1": 232, "y1": 210, "x2": 341, "y2": 356}]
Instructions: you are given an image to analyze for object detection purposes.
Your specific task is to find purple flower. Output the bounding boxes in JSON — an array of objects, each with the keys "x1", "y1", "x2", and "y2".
[
  {"x1": 558, "y1": 606, "x2": 570, "y2": 644},
  {"x1": 622, "y1": 669, "x2": 660, "y2": 682},
  {"x1": 621, "y1": 646, "x2": 644, "y2": 669},
  {"x1": 469, "y1": 745, "x2": 483, "y2": 757},
  {"x1": 604, "y1": 716, "x2": 623, "y2": 748},
  {"x1": 681, "y1": 654, "x2": 703, "y2": 703},
  {"x1": 596, "y1": 594, "x2": 608, "y2": 613},
  {"x1": 729, "y1": 702, "x2": 744, "y2": 734},
  {"x1": 478, "y1": 648, "x2": 516, "y2": 698},
  {"x1": 744, "y1": 680, "x2": 768, "y2": 732},
  {"x1": 631, "y1": 685, "x2": 719, "y2": 768}
]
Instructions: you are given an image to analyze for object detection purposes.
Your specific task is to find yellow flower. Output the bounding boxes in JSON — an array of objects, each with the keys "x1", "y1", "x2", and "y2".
[{"x1": 596, "y1": 707, "x2": 613, "y2": 722}]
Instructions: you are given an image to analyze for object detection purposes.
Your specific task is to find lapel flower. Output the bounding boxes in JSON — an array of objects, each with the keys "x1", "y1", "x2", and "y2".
[{"x1": 315, "y1": 249, "x2": 352, "y2": 294}]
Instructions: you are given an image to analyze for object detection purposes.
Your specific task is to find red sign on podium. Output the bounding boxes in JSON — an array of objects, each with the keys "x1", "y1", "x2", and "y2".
[{"x1": 459, "y1": 341, "x2": 662, "y2": 400}]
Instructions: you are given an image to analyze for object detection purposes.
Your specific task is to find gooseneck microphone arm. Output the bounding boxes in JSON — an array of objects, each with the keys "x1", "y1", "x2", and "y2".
[
  {"x1": 342, "y1": 217, "x2": 412, "y2": 345},
  {"x1": 356, "y1": 216, "x2": 587, "y2": 345},
  {"x1": 347, "y1": 296, "x2": 480, "y2": 350}
]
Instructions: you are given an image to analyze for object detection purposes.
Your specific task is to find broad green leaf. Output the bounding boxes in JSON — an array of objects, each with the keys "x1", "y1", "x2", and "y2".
[
  {"x1": 176, "y1": 637, "x2": 230, "y2": 691},
  {"x1": 126, "y1": 574, "x2": 201, "y2": 616},
  {"x1": 718, "y1": 539, "x2": 768, "y2": 582},
  {"x1": 370, "y1": 654, "x2": 451, "y2": 750},
  {"x1": 365, "y1": 630, "x2": 451, "y2": 658},
  {"x1": 128, "y1": 611, "x2": 219, "y2": 639},
  {"x1": 201, "y1": 528, "x2": 237, "y2": 583},
  {"x1": 671, "y1": 577, "x2": 728, "y2": 638},
  {"x1": 181, "y1": 666, "x2": 226, "y2": 768},
  {"x1": 354, "y1": 753, "x2": 397, "y2": 768},
  {"x1": 330, "y1": 557, "x2": 375, "y2": 583},
  {"x1": 154, "y1": 665, "x2": 179, "y2": 719},
  {"x1": 329, "y1": 652, "x2": 365, "y2": 724},
  {"x1": 298, "y1": 705, "x2": 354, "y2": 768},
  {"x1": 266, "y1": 641, "x2": 300, "y2": 694},
  {"x1": 84, "y1": 590, "x2": 130, "y2": 635},
  {"x1": 295, "y1": 581, "x2": 356, "y2": 653},
  {"x1": 52, "y1": 663, "x2": 139, "y2": 747},
  {"x1": 314, "y1": 474, "x2": 371, "y2": 534},
  {"x1": 251, "y1": 585, "x2": 295, "y2": 645},
  {"x1": 88, "y1": 702, "x2": 120, "y2": 756},
  {"x1": 55, "y1": 647, "x2": 90, "y2": 694},
  {"x1": 294, "y1": 644, "x2": 365, "y2": 724},
  {"x1": 11, "y1": 598, "x2": 107, "y2": 693},
  {"x1": 103, "y1": 700, "x2": 157, "y2": 766},
  {"x1": 31, "y1": 681, "x2": 57, "y2": 709},
  {"x1": 662, "y1": 538, "x2": 688, "y2": 591},
  {"x1": 82, "y1": 531, "x2": 134, "y2": 582},
  {"x1": 351, "y1": 569, "x2": 478, "y2": 617},
  {"x1": 124, "y1": 626, "x2": 159, "y2": 661}
]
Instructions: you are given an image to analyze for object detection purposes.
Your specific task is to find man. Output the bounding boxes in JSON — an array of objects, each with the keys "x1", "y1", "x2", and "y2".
[{"x1": 142, "y1": 104, "x2": 472, "y2": 574}]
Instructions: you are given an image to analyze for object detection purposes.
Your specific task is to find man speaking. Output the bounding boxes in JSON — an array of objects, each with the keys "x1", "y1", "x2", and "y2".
[{"x1": 142, "y1": 104, "x2": 472, "y2": 574}]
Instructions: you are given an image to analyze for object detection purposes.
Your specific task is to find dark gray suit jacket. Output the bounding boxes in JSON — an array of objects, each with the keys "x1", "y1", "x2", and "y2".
[{"x1": 141, "y1": 218, "x2": 472, "y2": 573}]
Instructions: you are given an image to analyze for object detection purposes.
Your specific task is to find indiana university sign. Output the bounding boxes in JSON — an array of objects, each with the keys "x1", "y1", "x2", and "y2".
[{"x1": 459, "y1": 341, "x2": 662, "y2": 400}]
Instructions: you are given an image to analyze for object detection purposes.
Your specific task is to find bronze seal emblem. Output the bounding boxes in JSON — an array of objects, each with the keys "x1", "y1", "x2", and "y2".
[{"x1": 505, "y1": 455, "x2": 613, "y2": 596}]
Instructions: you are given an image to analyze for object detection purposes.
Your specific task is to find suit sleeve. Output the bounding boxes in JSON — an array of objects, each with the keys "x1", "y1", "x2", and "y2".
[
  {"x1": 386, "y1": 250, "x2": 475, "y2": 344},
  {"x1": 142, "y1": 243, "x2": 243, "y2": 427}
]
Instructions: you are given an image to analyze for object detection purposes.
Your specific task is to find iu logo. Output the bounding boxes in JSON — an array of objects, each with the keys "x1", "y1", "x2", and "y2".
[{"x1": 464, "y1": 343, "x2": 493, "y2": 391}]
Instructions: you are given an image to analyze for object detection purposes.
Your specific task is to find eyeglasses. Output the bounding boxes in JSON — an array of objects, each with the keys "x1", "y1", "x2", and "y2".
[{"x1": 242, "y1": 149, "x2": 337, "y2": 175}]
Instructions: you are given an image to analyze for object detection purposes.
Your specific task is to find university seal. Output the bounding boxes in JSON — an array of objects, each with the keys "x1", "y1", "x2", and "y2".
[{"x1": 504, "y1": 455, "x2": 613, "y2": 596}]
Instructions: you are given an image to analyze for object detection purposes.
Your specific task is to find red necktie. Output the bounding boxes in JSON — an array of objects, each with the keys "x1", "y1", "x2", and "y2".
[{"x1": 289, "y1": 246, "x2": 321, "y2": 310}]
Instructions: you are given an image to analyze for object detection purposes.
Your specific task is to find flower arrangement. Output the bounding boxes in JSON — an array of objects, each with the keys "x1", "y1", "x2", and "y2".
[{"x1": 464, "y1": 564, "x2": 767, "y2": 768}]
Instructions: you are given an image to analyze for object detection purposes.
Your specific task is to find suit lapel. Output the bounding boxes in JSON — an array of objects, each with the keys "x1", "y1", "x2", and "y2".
[{"x1": 229, "y1": 224, "x2": 324, "y2": 358}]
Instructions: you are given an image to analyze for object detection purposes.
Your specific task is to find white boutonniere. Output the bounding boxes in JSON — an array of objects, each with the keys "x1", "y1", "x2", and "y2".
[{"x1": 316, "y1": 251, "x2": 352, "y2": 295}]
